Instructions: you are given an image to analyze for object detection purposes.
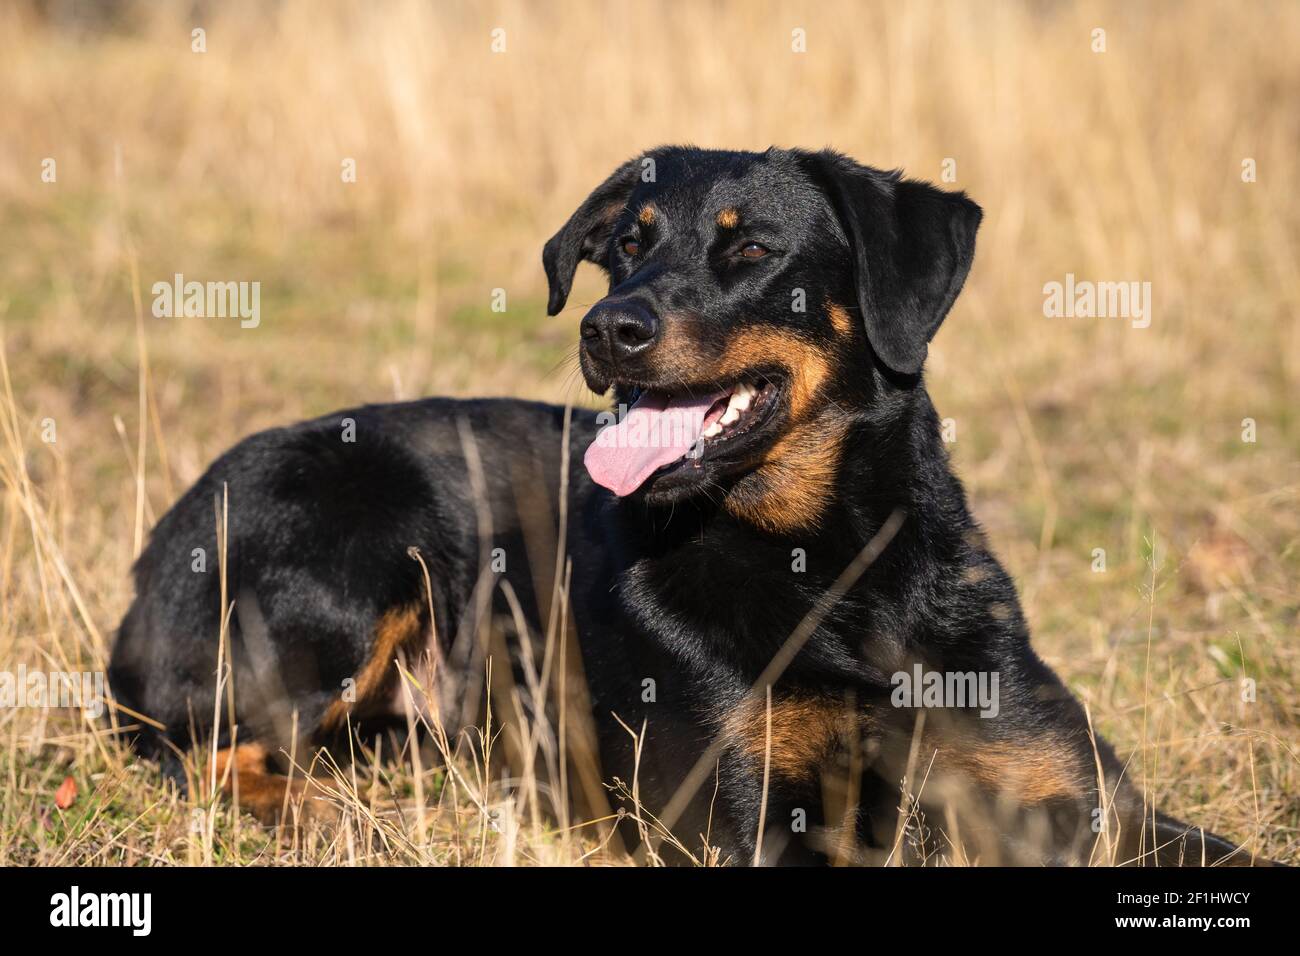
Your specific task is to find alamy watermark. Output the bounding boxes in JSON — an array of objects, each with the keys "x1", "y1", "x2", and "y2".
[
  {"x1": 50, "y1": 886, "x2": 151, "y2": 936},
  {"x1": 151, "y1": 273, "x2": 261, "y2": 328},
  {"x1": 592, "y1": 402, "x2": 712, "y2": 455},
  {"x1": 1043, "y1": 273, "x2": 1152, "y2": 329},
  {"x1": 0, "y1": 666, "x2": 104, "y2": 719},
  {"x1": 890, "y1": 664, "x2": 1000, "y2": 718}
]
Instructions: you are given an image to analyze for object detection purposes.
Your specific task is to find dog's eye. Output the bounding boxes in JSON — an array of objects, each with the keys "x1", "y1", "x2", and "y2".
[
  {"x1": 622, "y1": 239, "x2": 641, "y2": 256},
  {"x1": 739, "y1": 242, "x2": 768, "y2": 259}
]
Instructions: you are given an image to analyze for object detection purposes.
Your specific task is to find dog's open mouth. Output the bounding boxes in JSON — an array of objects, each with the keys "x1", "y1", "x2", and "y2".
[{"x1": 584, "y1": 375, "x2": 784, "y2": 497}]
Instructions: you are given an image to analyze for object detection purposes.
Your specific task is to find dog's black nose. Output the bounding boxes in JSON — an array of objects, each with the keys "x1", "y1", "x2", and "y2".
[{"x1": 580, "y1": 300, "x2": 659, "y2": 364}]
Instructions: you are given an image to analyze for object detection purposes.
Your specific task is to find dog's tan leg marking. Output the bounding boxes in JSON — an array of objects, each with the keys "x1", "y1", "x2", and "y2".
[
  {"x1": 319, "y1": 603, "x2": 426, "y2": 733},
  {"x1": 213, "y1": 743, "x2": 338, "y2": 824},
  {"x1": 927, "y1": 733, "x2": 1092, "y2": 805}
]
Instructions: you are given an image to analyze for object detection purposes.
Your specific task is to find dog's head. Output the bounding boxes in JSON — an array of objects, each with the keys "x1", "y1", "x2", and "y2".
[{"x1": 544, "y1": 146, "x2": 981, "y2": 533}]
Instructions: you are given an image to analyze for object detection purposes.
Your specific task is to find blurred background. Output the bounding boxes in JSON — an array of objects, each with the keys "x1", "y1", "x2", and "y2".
[{"x1": 0, "y1": 0, "x2": 1295, "y2": 864}]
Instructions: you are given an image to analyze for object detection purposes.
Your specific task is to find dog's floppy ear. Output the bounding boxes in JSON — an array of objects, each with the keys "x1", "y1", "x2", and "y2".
[
  {"x1": 802, "y1": 150, "x2": 982, "y2": 375},
  {"x1": 542, "y1": 157, "x2": 644, "y2": 315}
]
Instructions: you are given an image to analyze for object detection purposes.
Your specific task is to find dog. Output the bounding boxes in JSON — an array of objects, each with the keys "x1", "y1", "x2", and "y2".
[{"x1": 108, "y1": 146, "x2": 1254, "y2": 865}]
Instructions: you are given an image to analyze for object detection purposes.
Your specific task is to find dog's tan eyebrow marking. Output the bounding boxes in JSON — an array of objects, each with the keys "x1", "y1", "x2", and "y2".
[
  {"x1": 716, "y1": 207, "x2": 740, "y2": 229},
  {"x1": 826, "y1": 301, "x2": 854, "y2": 337},
  {"x1": 638, "y1": 204, "x2": 657, "y2": 225}
]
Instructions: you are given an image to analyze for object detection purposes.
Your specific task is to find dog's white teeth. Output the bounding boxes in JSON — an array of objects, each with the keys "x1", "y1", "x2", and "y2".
[
  {"x1": 701, "y1": 382, "x2": 758, "y2": 442},
  {"x1": 722, "y1": 386, "x2": 753, "y2": 425}
]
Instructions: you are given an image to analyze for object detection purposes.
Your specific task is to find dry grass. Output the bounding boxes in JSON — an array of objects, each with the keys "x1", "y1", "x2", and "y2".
[{"x1": 0, "y1": 0, "x2": 1296, "y2": 865}]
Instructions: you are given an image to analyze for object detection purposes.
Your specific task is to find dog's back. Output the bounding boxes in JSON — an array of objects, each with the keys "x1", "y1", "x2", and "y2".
[{"x1": 110, "y1": 398, "x2": 579, "y2": 757}]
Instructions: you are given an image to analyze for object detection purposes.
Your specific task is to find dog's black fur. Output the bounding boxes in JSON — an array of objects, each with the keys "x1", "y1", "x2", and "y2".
[{"x1": 109, "y1": 146, "x2": 1253, "y2": 865}]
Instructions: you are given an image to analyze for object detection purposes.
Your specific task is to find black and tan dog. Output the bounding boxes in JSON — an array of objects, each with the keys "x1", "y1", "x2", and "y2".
[{"x1": 109, "y1": 146, "x2": 1253, "y2": 865}]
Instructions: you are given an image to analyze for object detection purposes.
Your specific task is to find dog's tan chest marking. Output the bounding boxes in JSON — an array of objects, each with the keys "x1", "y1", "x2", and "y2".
[{"x1": 723, "y1": 694, "x2": 865, "y2": 783}]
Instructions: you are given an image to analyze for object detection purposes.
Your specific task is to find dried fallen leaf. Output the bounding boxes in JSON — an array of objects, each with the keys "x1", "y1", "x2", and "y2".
[{"x1": 54, "y1": 775, "x2": 77, "y2": 810}]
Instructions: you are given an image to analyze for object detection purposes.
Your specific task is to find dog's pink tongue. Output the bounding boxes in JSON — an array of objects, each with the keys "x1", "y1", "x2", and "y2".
[{"x1": 585, "y1": 390, "x2": 726, "y2": 496}]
